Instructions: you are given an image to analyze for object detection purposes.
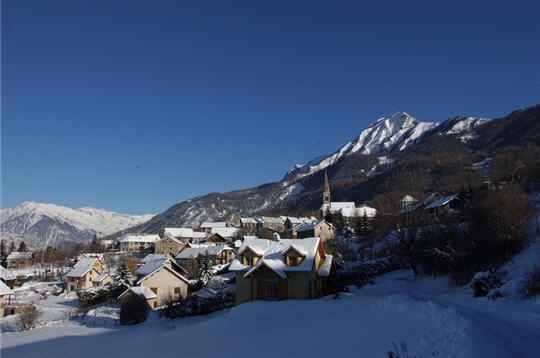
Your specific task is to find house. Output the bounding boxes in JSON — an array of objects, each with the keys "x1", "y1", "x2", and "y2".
[
  {"x1": 295, "y1": 219, "x2": 335, "y2": 242},
  {"x1": 92, "y1": 272, "x2": 114, "y2": 288},
  {"x1": 154, "y1": 234, "x2": 187, "y2": 256},
  {"x1": 164, "y1": 227, "x2": 207, "y2": 244},
  {"x1": 259, "y1": 216, "x2": 286, "y2": 232},
  {"x1": 134, "y1": 257, "x2": 191, "y2": 308},
  {"x1": 229, "y1": 215, "x2": 262, "y2": 233},
  {"x1": 210, "y1": 227, "x2": 241, "y2": 242},
  {"x1": 175, "y1": 244, "x2": 236, "y2": 278},
  {"x1": 5, "y1": 251, "x2": 34, "y2": 270},
  {"x1": 0, "y1": 280, "x2": 14, "y2": 317},
  {"x1": 119, "y1": 234, "x2": 160, "y2": 253},
  {"x1": 229, "y1": 236, "x2": 336, "y2": 304},
  {"x1": 283, "y1": 216, "x2": 318, "y2": 231},
  {"x1": 65, "y1": 256, "x2": 104, "y2": 291},
  {"x1": 425, "y1": 194, "x2": 462, "y2": 219},
  {"x1": 118, "y1": 286, "x2": 158, "y2": 314},
  {"x1": 202, "y1": 233, "x2": 227, "y2": 244},
  {"x1": 199, "y1": 221, "x2": 228, "y2": 234}
]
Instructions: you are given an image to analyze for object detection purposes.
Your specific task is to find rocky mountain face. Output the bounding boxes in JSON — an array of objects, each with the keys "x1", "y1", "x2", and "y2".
[{"x1": 0, "y1": 202, "x2": 154, "y2": 250}]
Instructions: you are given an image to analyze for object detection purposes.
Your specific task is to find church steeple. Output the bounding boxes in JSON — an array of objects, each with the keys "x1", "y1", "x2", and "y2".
[{"x1": 323, "y1": 169, "x2": 331, "y2": 206}]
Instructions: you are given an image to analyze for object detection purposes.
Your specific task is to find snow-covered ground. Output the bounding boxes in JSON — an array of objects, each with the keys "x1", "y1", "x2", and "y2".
[{"x1": 2, "y1": 266, "x2": 539, "y2": 358}]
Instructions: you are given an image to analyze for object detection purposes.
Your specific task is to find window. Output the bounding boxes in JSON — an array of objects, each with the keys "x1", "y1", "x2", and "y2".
[
  {"x1": 150, "y1": 287, "x2": 158, "y2": 294},
  {"x1": 286, "y1": 256, "x2": 303, "y2": 266},
  {"x1": 174, "y1": 287, "x2": 181, "y2": 294}
]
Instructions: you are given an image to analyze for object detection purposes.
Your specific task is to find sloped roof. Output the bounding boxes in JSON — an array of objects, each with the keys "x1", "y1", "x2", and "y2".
[
  {"x1": 119, "y1": 234, "x2": 160, "y2": 243},
  {"x1": 0, "y1": 265, "x2": 16, "y2": 281},
  {"x1": 135, "y1": 258, "x2": 189, "y2": 284},
  {"x1": 211, "y1": 227, "x2": 240, "y2": 238},
  {"x1": 119, "y1": 286, "x2": 157, "y2": 301},
  {"x1": 93, "y1": 272, "x2": 111, "y2": 283},
  {"x1": 0, "y1": 280, "x2": 14, "y2": 296},
  {"x1": 6, "y1": 251, "x2": 32, "y2": 260},
  {"x1": 176, "y1": 245, "x2": 233, "y2": 260},
  {"x1": 424, "y1": 194, "x2": 460, "y2": 209},
  {"x1": 164, "y1": 227, "x2": 194, "y2": 238},
  {"x1": 66, "y1": 257, "x2": 100, "y2": 278},
  {"x1": 200, "y1": 221, "x2": 227, "y2": 228},
  {"x1": 230, "y1": 237, "x2": 330, "y2": 278}
]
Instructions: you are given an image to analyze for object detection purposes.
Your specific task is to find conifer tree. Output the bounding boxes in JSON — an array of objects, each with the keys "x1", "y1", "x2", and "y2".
[
  {"x1": 116, "y1": 261, "x2": 134, "y2": 288},
  {"x1": 0, "y1": 240, "x2": 8, "y2": 265},
  {"x1": 18, "y1": 241, "x2": 27, "y2": 252}
]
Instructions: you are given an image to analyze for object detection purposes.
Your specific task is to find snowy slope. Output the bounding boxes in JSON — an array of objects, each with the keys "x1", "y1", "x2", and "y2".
[
  {"x1": 0, "y1": 201, "x2": 154, "y2": 249},
  {"x1": 287, "y1": 112, "x2": 490, "y2": 179}
]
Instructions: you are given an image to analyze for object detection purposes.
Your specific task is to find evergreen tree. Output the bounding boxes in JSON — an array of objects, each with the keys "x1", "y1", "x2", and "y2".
[
  {"x1": 116, "y1": 261, "x2": 134, "y2": 288},
  {"x1": 0, "y1": 240, "x2": 8, "y2": 266},
  {"x1": 89, "y1": 234, "x2": 103, "y2": 253},
  {"x1": 8, "y1": 241, "x2": 16, "y2": 253},
  {"x1": 198, "y1": 251, "x2": 215, "y2": 285},
  {"x1": 18, "y1": 241, "x2": 27, "y2": 252}
]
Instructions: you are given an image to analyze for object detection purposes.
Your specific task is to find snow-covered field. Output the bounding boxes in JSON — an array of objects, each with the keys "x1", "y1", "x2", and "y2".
[{"x1": 2, "y1": 265, "x2": 539, "y2": 358}]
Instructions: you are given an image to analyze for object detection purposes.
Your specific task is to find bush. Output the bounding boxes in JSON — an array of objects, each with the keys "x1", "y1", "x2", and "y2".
[
  {"x1": 159, "y1": 292, "x2": 235, "y2": 320},
  {"x1": 519, "y1": 266, "x2": 540, "y2": 299},
  {"x1": 470, "y1": 269, "x2": 505, "y2": 299},
  {"x1": 19, "y1": 304, "x2": 41, "y2": 330}
]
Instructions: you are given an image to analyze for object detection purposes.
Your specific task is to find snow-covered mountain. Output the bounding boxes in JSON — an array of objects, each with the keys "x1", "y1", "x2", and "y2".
[
  {"x1": 286, "y1": 112, "x2": 489, "y2": 179},
  {"x1": 0, "y1": 202, "x2": 154, "y2": 250}
]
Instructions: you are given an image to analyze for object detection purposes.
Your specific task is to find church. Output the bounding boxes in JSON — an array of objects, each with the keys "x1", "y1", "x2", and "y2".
[{"x1": 319, "y1": 170, "x2": 377, "y2": 218}]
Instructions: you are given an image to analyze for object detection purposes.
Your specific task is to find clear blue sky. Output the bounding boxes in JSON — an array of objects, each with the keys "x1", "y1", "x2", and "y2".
[{"x1": 2, "y1": 0, "x2": 539, "y2": 214}]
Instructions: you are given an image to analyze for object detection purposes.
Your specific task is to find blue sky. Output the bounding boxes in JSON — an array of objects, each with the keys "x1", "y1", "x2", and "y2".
[{"x1": 2, "y1": 0, "x2": 539, "y2": 215}]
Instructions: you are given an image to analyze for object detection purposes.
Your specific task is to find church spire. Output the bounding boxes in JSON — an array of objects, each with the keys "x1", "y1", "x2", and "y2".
[{"x1": 323, "y1": 169, "x2": 331, "y2": 206}]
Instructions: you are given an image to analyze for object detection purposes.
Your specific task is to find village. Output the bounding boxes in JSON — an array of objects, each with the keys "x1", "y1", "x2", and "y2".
[{"x1": 0, "y1": 170, "x2": 472, "y2": 328}]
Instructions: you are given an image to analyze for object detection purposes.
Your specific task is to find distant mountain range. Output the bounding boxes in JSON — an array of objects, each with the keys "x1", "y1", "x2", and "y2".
[
  {"x1": 0, "y1": 202, "x2": 154, "y2": 250},
  {"x1": 2, "y1": 104, "x2": 539, "y2": 249}
]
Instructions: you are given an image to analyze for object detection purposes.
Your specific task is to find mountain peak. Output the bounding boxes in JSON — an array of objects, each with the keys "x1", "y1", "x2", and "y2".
[{"x1": 0, "y1": 202, "x2": 154, "y2": 249}]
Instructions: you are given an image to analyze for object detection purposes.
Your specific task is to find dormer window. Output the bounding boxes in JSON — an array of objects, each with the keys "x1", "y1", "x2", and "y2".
[
  {"x1": 282, "y1": 246, "x2": 306, "y2": 266},
  {"x1": 241, "y1": 247, "x2": 261, "y2": 266}
]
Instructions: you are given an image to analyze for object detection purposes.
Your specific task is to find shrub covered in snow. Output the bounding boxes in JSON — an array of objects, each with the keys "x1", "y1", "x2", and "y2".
[
  {"x1": 470, "y1": 269, "x2": 505, "y2": 299},
  {"x1": 18, "y1": 304, "x2": 41, "y2": 330}
]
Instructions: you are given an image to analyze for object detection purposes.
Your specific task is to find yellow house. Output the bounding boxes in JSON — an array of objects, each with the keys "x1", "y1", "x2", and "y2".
[
  {"x1": 66, "y1": 256, "x2": 104, "y2": 292},
  {"x1": 229, "y1": 237, "x2": 335, "y2": 305},
  {"x1": 134, "y1": 258, "x2": 191, "y2": 309}
]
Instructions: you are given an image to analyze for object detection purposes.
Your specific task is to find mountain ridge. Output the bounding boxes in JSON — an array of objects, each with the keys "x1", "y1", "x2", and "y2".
[{"x1": 3, "y1": 104, "x2": 539, "y2": 248}]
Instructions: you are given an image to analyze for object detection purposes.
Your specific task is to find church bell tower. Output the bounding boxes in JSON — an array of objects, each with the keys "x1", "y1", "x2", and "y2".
[{"x1": 323, "y1": 169, "x2": 331, "y2": 206}]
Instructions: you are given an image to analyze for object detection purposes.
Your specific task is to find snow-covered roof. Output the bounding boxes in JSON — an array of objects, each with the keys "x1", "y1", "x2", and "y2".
[
  {"x1": 424, "y1": 194, "x2": 460, "y2": 210},
  {"x1": 119, "y1": 286, "x2": 157, "y2": 301},
  {"x1": 200, "y1": 221, "x2": 227, "y2": 229},
  {"x1": 164, "y1": 227, "x2": 194, "y2": 238},
  {"x1": 119, "y1": 234, "x2": 160, "y2": 243},
  {"x1": 259, "y1": 216, "x2": 285, "y2": 224},
  {"x1": 341, "y1": 205, "x2": 377, "y2": 218},
  {"x1": 66, "y1": 257, "x2": 100, "y2": 278},
  {"x1": 0, "y1": 265, "x2": 16, "y2": 281},
  {"x1": 211, "y1": 227, "x2": 240, "y2": 238},
  {"x1": 6, "y1": 251, "x2": 32, "y2": 260},
  {"x1": 230, "y1": 237, "x2": 330, "y2": 279},
  {"x1": 0, "y1": 280, "x2": 14, "y2": 296},
  {"x1": 93, "y1": 273, "x2": 111, "y2": 283},
  {"x1": 135, "y1": 258, "x2": 189, "y2": 284},
  {"x1": 176, "y1": 245, "x2": 233, "y2": 260},
  {"x1": 139, "y1": 253, "x2": 167, "y2": 265},
  {"x1": 320, "y1": 202, "x2": 356, "y2": 212},
  {"x1": 400, "y1": 195, "x2": 418, "y2": 205}
]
